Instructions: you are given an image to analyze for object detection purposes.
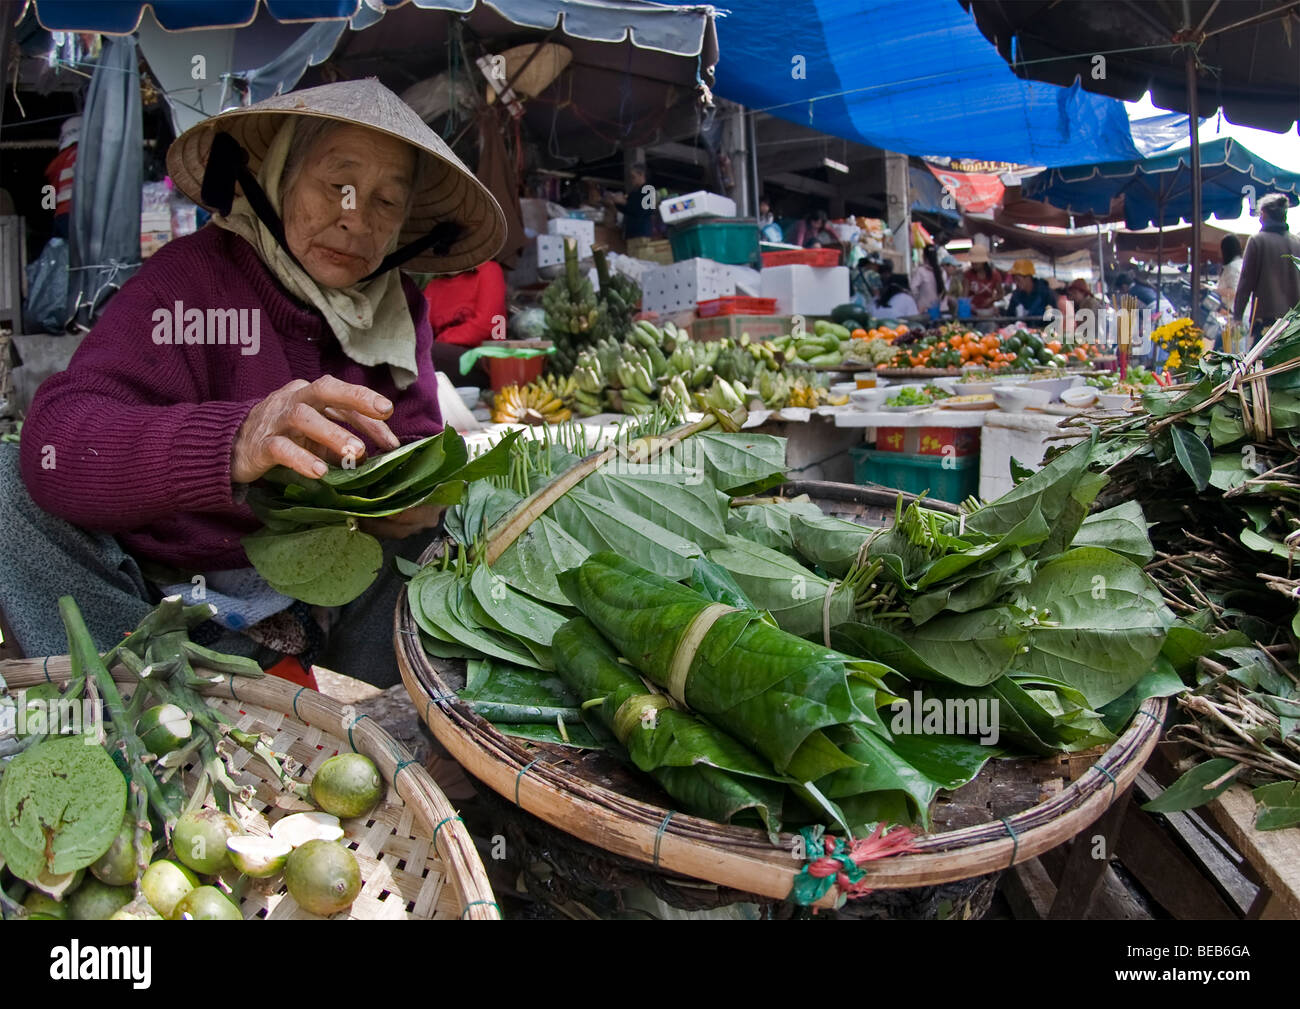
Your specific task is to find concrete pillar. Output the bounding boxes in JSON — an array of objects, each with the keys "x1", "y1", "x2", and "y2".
[{"x1": 884, "y1": 150, "x2": 911, "y2": 271}]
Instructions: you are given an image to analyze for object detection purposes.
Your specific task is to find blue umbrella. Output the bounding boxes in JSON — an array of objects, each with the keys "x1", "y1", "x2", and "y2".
[{"x1": 1023, "y1": 137, "x2": 1300, "y2": 230}]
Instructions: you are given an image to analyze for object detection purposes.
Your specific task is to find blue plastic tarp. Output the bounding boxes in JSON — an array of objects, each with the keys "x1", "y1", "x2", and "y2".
[
  {"x1": 1023, "y1": 137, "x2": 1300, "y2": 229},
  {"x1": 25, "y1": 1, "x2": 360, "y2": 32},
  {"x1": 712, "y1": 0, "x2": 1144, "y2": 167}
]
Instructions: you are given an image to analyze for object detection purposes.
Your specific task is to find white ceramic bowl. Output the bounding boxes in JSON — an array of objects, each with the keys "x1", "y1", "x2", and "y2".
[
  {"x1": 849, "y1": 386, "x2": 892, "y2": 409},
  {"x1": 831, "y1": 381, "x2": 858, "y2": 396},
  {"x1": 1018, "y1": 374, "x2": 1083, "y2": 401},
  {"x1": 954, "y1": 379, "x2": 996, "y2": 396},
  {"x1": 1097, "y1": 391, "x2": 1134, "y2": 411},
  {"x1": 992, "y1": 384, "x2": 1052, "y2": 412},
  {"x1": 455, "y1": 386, "x2": 481, "y2": 410},
  {"x1": 1060, "y1": 385, "x2": 1098, "y2": 408},
  {"x1": 930, "y1": 376, "x2": 961, "y2": 394}
]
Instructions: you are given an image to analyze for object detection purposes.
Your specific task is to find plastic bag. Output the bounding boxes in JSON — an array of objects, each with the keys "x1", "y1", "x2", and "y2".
[{"x1": 22, "y1": 238, "x2": 69, "y2": 334}]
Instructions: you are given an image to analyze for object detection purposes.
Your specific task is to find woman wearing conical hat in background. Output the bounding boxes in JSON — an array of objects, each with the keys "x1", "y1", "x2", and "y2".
[{"x1": 2, "y1": 80, "x2": 506, "y2": 687}]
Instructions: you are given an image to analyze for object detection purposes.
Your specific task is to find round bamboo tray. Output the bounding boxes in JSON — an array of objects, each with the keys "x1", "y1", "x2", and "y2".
[
  {"x1": 397, "y1": 475, "x2": 1167, "y2": 906},
  {"x1": 1, "y1": 657, "x2": 499, "y2": 920}
]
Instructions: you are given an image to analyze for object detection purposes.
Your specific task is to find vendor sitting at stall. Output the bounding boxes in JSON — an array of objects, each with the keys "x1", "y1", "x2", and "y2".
[
  {"x1": 1061, "y1": 277, "x2": 1103, "y2": 316},
  {"x1": 964, "y1": 245, "x2": 1002, "y2": 318},
  {"x1": 1007, "y1": 259, "x2": 1053, "y2": 317},
  {"x1": 0, "y1": 80, "x2": 506, "y2": 688},
  {"x1": 422, "y1": 260, "x2": 507, "y2": 375}
]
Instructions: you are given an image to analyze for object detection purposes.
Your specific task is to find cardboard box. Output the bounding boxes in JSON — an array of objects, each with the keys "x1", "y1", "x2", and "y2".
[
  {"x1": 537, "y1": 232, "x2": 592, "y2": 268},
  {"x1": 659, "y1": 190, "x2": 737, "y2": 224},
  {"x1": 876, "y1": 426, "x2": 981, "y2": 456},
  {"x1": 760, "y1": 264, "x2": 849, "y2": 317},
  {"x1": 640, "y1": 258, "x2": 735, "y2": 316},
  {"x1": 626, "y1": 237, "x2": 674, "y2": 265},
  {"x1": 546, "y1": 217, "x2": 596, "y2": 247},
  {"x1": 594, "y1": 223, "x2": 625, "y2": 254}
]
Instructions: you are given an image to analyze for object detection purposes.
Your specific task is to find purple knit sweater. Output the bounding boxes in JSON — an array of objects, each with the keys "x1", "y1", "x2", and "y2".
[{"x1": 20, "y1": 225, "x2": 444, "y2": 571}]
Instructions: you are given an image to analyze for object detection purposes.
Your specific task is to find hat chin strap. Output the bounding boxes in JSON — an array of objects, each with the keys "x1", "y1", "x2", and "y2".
[{"x1": 201, "y1": 131, "x2": 466, "y2": 284}]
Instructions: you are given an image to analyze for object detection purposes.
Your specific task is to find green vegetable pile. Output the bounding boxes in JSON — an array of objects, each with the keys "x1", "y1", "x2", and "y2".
[
  {"x1": 242, "y1": 428, "x2": 518, "y2": 605},
  {"x1": 885, "y1": 386, "x2": 934, "y2": 407},
  {"x1": 409, "y1": 412, "x2": 1179, "y2": 841},
  {"x1": 0, "y1": 596, "x2": 376, "y2": 919},
  {"x1": 1084, "y1": 306, "x2": 1300, "y2": 829}
]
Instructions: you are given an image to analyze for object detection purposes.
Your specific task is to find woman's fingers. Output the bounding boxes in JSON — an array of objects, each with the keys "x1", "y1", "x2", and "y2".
[
  {"x1": 303, "y1": 375, "x2": 394, "y2": 420},
  {"x1": 284, "y1": 401, "x2": 365, "y2": 464},
  {"x1": 264, "y1": 434, "x2": 330, "y2": 479},
  {"x1": 323, "y1": 406, "x2": 400, "y2": 450}
]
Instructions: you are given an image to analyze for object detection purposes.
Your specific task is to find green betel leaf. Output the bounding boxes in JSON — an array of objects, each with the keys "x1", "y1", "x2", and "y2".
[
  {"x1": 788, "y1": 512, "x2": 876, "y2": 577},
  {"x1": 1018, "y1": 547, "x2": 1173, "y2": 708},
  {"x1": 1070, "y1": 500, "x2": 1155, "y2": 564},
  {"x1": 892, "y1": 607, "x2": 1030, "y2": 687},
  {"x1": 326, "y1": 435, "x2": 464, "y2": 506},
  {"x1": 1253, "y1": 781, "x2": 1300, "y2": 831},
  {"x1": 547, "y1": 488, "x2": 703, "y2": 581},
  {"x1": 1208, "y1": 453, "x2": 1251, "y2": 491},
  {"x1": 446, "y1": 428, "x2": 523, "y2": 484},
  {"x1": 727, "y1": 499, "x2": 827, "y2": 554},
  {"x1": 1240, "y1": 526, "x2": 1294, "y2": 559},
  {"x1": 1141, "y1": 758, "x2": 1240, "y2": 814},
  {"x1": 0, "y1": 736, "x2": 128, "y2": 875},
  {"x1": 673, "y1": 431, "x2": 787, "y2": 494},
  {"x1": 320, "y1": 434, "x2": 440, "y2": 488},
  {"x1": 445, "y1": 482, "x2": 522, "y2": 545},
  {"x1": 1171, "y1": 426, "x2": 1212, "y2": 491},
  {"x1": 707, "y1": 535, "x2": 854, "y2": 636},
  {"x1": 243, "y1": 524, "x2": 383, "y2": 605},
  {"x1": 469, "y1": 563, "x2": 568, "y2": 655},
  {"x1": 1208, "y1": 406, "x2": 1246, "y2": 448},
  {"x1": 965, "y1": 433, "x2": 1095, "y2": 538},
  {"x1": 492, "y1": 515, "x2": 591, "y2": 606},
  {"x1": 580, "y1": 462, "x2": 731, "y2": 549}
]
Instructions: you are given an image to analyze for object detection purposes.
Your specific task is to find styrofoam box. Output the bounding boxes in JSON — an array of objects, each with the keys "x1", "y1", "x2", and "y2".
[
  {"x1": 546, "y1": 217, "x2": 596, "y2": 246},
  {"x1": 537, "y1": 233, "x2": 592, "y2": 268},
  {"x1": 760, "y1": 264, "x2": 849, "y2": 317},
  {"x1": 641, "y1": 258, "x2": 735, "y2": 316},
  {"x1": 659, "y1": 190, "x2": 737, "y2": 225}
]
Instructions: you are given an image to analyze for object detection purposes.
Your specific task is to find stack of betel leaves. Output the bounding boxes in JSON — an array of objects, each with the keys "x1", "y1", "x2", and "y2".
[
  {"x1": 241, "y1": 428, "x2": 519, "y2": 605},
  {"x1": 1085, "y1": 305, "x2": 1300, "y2": 830},
  {"x1": 406, "y1": 412, "x2": 1182, "y2": 839}
]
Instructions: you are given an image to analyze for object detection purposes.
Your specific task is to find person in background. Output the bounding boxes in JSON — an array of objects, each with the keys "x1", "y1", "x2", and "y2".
[
  {"x1": 757, "y1": 196, "x2": 783, "y2": 243},
  {"x1": 912, "y1": 244, "x2": 944, "y2": 315},
  {"x1": 1007, "y1": 259, "x2": 1053, "y2": 317},
  {"x1": 880, "y1": 274, "x2": 919, "y2": 317},
  {"x1": 939, "y1": 248, "x2": 966, "y2": 311},
  {"x1": 1112, "y1": 271, "x2": 1157, "y2": 307},
  {"x1": 851, "y1": 252, "x2": 883, "y2": 310},
  {"x1": 44, "y1": 115, "x2": 80, "y2": 238},
  {"x1": 607, "y1": 162, "x2": 656, "y2": 240},
  {"x1": 964, "y1": 245, "x2": 1002, "y2": 318},
  {"x1": 1234, "y1": 194, "x2": 1300, "y2": 336},
  {"x1": 794, "y1": 209, "x2": 838, "y2": 249},
  {"x1": 1061, "y1": 278, "x2": 1103, "y2": 316},
  {"x1": 1217, "y1": 234, "x2": 1243, "y2": 312},
  {"x1": 422, "y1": 261, "x2": 507, "y2": 375}
]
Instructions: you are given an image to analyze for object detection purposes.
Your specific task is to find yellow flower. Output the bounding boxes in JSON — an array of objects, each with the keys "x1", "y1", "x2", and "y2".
[{"x1": 1166, "y1": 350, "x2": 1182, "y2": 369}]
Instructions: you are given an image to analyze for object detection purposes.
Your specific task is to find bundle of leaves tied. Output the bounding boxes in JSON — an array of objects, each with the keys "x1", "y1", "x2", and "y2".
[
  {"x1": 1084, "y1": 305, "x2": 1300, "y2": 830},
  {"x1": 242, "y1": 428, "x2": 519, "y2": 606}
]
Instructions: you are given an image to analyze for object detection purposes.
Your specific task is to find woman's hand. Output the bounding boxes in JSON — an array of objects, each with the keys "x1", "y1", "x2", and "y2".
[
  {"x1": 359, "y1": 505, "x2": 444, "y2": 540},
  {"x1": 231, "y1": 376, "x2": 401, "y2": 484}
]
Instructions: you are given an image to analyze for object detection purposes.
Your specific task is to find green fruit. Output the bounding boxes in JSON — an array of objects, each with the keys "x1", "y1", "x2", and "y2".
[
  {"x1": 284, "y1": 840, "x2": 362, "y2": 917},
  {"x1": 91, "y1": 816, "x2": 146, "y2": 886},
  {"x1": 22, "y1": 892, "x2": 67, "y2": 919},
  {"x1": 172, "y1": 885, "x2": 242, "y2": 921},
  {"x1": 110, "y1": 897, "x2": 164, "y2": 920},
  {"x1": 172, "y1": 808, "x2": 240, "y2": 875},
  {"x1": 67, "y1": 877, "x2": 132, "y2": 920},
  {"x1": 135, "y1": 703, "x2": 193, "y2": 755},
  {"x1": 1036, "y1": 347, "x2": 1052, "y2": 364},
  {"x1": 140, "y1": 859, "x2": 200, "y2": 918}
]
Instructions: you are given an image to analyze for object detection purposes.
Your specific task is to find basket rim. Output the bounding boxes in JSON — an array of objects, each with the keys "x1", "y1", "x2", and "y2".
[
  {"x1": 0, "y1": 658, "x2": 500, "y2": 921},
  {"x1": 396, "y1": 559, "x2": 1166, "y2": 903}
]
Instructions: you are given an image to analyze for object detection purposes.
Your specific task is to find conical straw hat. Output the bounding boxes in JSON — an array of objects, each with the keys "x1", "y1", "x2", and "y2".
[{"x1": 167, "y1": 78, "x2": 506, "y2": 274}]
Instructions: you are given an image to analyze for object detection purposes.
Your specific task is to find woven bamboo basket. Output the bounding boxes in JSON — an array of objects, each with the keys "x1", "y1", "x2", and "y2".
[
  {"x1": 1, "y1": 657, "x2": 499, "y2": 920},
  {"x1": 397, "y1": 479, "x2": 1166, "y2": 907}
]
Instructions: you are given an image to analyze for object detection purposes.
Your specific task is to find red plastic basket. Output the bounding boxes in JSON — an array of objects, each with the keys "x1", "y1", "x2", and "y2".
[
  {"x1": 696, "y1": 296, "x2": 779, "y2": 318},
  {"x1": 761, "y1": 248, "x2": 841, "y2": 268}
]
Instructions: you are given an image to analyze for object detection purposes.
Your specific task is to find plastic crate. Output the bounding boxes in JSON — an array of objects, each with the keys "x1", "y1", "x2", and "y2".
[
  {"x1": 668, "y1": 218, "x2": 761, "y2": 266},
  {"x1": 761, "y1": 248, "x2": 841, "y2": 268},
  {"x1": 850, "y1": 446, "x2": 979, "y2": 505},
  {"x1": 690, "y1": 314, "x2": 790, "y2": 344},
  {"x1": 696, "y1": 296, "x2": 778, "y2": 318}
]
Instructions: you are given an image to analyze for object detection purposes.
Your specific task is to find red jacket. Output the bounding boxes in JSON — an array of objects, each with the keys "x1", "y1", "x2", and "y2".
[{"x1": 423, "y1": 262, "x2": 506, "y2": 347}]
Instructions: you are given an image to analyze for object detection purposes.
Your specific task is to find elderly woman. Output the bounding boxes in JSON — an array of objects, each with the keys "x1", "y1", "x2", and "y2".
[{"x1": 1, "y1": 80, "x2": 505, "y2": 686}]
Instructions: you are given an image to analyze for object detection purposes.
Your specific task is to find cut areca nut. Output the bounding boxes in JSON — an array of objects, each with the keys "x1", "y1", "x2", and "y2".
[
  {"x1": 135, "y1": 703, "x2": 193, "y2": 755},
  {"x1": 226, "y1": 835, "x2": 293, "y2": 877},
  {"x1": 271, "y1": 811, "x2": 345, "y2": 848}
]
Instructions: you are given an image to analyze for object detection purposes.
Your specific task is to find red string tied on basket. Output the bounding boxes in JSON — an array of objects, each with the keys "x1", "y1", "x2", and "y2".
[{"x1": 806, "y1": 822, "x2": 920, "y2": 899}]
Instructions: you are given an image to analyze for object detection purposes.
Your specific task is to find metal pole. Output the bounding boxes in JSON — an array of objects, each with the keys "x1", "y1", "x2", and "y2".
[
  {"x1": 1187, "y1": 51, "x2": 1203, "y2": 326},
  {"x1": 1097, "y1": 223, "x2": 1106, "y2": 297}
]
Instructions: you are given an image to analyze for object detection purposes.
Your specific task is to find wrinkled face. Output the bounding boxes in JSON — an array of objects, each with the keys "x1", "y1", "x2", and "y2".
[{"x1": 282, "y1": 125, "x2": 416, "y2": 289}]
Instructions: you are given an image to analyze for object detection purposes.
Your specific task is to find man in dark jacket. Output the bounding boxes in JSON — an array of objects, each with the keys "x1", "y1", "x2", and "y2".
[{"x1": 1234, "y1": 193, "x2": 1300, "y2": 334}]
